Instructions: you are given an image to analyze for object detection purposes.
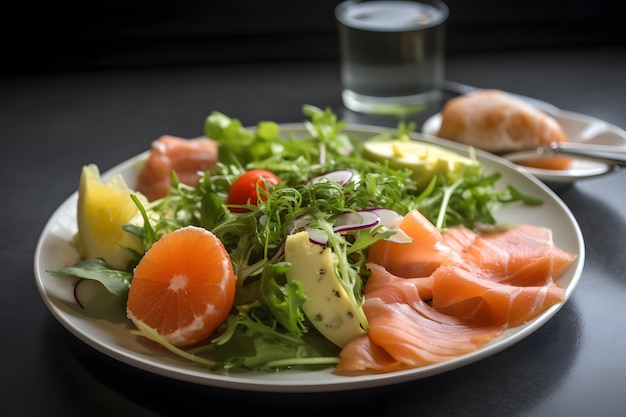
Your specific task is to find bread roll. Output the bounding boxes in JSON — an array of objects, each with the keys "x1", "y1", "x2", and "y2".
[{"x1": 436, "y1": 89, "x2": 568, "y2": 153}]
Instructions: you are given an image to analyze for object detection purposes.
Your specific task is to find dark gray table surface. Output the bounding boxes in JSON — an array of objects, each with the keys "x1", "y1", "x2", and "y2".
[{"x1": 2, "y1": 45, "x2": 625, "y2": 416}]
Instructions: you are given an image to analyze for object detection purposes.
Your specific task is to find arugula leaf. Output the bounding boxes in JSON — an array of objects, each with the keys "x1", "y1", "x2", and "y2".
[
  {"x1": 414, "y1": 171, "x2": 543, "y2": 230},
  {"x1": 257, "y1": 262, "x2": 308, "y2": 338},
  {"x1": 47, "y1": 258, "x2": 132, "y2": 302},
  {"x1": 204, "y1": 111, "x2": 282, "y2": 168},
  {"x1": 193, "y1": 302, "x2": 338, "y2": 371}
]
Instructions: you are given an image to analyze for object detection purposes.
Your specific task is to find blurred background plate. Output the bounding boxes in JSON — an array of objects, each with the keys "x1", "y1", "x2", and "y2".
[{"x1": 421, "y1": 109, "x2": 626, "y2": 183}]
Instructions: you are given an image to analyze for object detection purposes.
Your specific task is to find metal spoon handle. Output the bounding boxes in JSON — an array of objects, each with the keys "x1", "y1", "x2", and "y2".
[{"x1": 548, "y1": 142, "x2": 626, "y2": 166}]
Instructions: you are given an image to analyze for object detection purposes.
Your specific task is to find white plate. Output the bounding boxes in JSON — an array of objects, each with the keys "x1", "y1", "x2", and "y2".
[
  {"x1": 34, "y1": 124, "x2": 584, "y2": 392},
  {"x1": 422, "y1": 109, "x2": 626, "y2": 183}
]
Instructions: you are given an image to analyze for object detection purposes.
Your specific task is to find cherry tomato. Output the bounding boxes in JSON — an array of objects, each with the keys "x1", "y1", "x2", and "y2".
[{"x1": 227, "y1": 169, "x2": 281, "y2": 212}]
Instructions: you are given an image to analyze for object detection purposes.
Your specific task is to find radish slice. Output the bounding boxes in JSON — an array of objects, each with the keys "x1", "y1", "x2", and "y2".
[
  {"x1": 361, "y1": 208, "x2": 402, "y2": 228},
  {"x1": 287, "y1": 207, "x2": 412, "y2": 247},
  {"x1": 307, "y1": 169, "x2": 358, "y2": 186},
  {"x1": 287, "y1": 214, "x2": 313, "y2": 234},
  {"x1": 358, "y1": 208, "x2": 413, "y2": 244},
  {"x1": 305, "y1": 226, "x2": 328, "y2": 246},
  {"x1": 287, "y1": 214, "x2": 329, "y2": 245},
  {"x1": 333, "y1": 211, "x2": 380, "y2": 233}
]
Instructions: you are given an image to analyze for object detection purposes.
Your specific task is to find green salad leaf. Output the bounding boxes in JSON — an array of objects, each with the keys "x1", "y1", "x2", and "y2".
[{"x1": 47, "y1": 258, "x2": 132, "y2": 302}]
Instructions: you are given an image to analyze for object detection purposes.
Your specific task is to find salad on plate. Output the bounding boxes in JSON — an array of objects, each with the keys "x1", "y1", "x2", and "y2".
[{"x1": 46, "y1": 105, "x2": 577, "y2": 377}]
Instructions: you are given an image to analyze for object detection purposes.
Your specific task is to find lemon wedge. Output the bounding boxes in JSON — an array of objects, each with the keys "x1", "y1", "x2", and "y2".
[{"x1": 75, "y1": 164, "x2": 146, "y2": 270}]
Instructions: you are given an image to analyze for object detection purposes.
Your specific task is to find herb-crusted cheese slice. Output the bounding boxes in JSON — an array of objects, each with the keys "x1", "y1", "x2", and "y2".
[{"x1": 285, "y1": 231, "x2": 366, "y2": 348}]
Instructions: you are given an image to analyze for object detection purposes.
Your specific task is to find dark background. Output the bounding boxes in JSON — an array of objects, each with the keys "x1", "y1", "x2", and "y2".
[
  {"x1": 2, "y1": 0, "x2": 625, "y2": 76},
  {"x1": 3, "y1": 2, "x2": 626, "y2": 416}
]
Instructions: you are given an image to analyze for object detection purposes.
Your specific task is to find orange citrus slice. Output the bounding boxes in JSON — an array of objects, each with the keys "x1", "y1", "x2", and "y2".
[{"x1": 126, "y1": 225, "x2": 236, "y2": 347}]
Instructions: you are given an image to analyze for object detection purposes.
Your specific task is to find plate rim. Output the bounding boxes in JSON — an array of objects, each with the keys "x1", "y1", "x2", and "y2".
[{"x1": 34, "y1": 123, "x2": 585, "y2": 392}]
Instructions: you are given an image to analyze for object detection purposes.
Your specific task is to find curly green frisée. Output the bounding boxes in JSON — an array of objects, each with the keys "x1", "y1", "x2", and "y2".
[{"x1": 48, "y1": 104, "x2": 543, "y2": 374}]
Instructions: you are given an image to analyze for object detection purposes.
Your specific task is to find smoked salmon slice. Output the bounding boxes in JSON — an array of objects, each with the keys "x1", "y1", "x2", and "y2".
[
  {"x1": 335, "y1": 211, "x2": 576, "y2": 375},
  {"x1": 364, "y1": 297, "x2": 505, "y2": 366},
  {"x1": 367, "y1": 210, "x2": 460, "y2": 278},
  {"x1": 136, "y1": 135, "x2": 218, "y2": 201},
  {"x1": 336, "y1": 264, "x2": 505, "y2": 374},
  {"x1": 442, "y1": 224, "x2": 577, "y2": 287},
  {"x1": 430, "y1": 265, "x2": 566, "y2": 327},
  {"x1": 335, "y1": 335, "x2": 409, "y2": 375},
  {"x1": 365, "y1": 263, "x2": 434, "y2": 301}
]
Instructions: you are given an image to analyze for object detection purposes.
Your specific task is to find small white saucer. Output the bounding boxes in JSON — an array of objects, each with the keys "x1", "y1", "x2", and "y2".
[{"x1": 421, "y1": 109, "x2": 626, "y2": 184}]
